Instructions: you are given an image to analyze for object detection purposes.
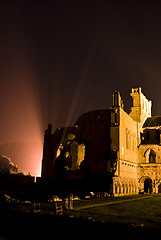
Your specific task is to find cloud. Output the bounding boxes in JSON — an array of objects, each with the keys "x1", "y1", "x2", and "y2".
[{"x1": 0, "y1": 154, "x2": 23, "y2": 175}]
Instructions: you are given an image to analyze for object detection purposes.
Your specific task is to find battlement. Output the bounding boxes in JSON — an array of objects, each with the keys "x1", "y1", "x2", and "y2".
[{"x1": 131, "y1": 87, "x2": 141, "y2": 94}]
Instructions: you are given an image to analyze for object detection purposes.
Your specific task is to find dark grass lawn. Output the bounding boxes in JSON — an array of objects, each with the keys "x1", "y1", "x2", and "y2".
[
  {"x1": 2, "y1": 193, "x2": 161, "y2": 237},
  {"x1": 64, "y1": 194, "x2": 161, "y2": 228}
]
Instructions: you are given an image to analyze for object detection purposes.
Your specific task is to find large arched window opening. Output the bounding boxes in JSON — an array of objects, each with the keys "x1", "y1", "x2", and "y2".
[
  {"x1": 144, "y1": 149, "x2": 156, "y2": 163},
  {"x1": 149, "y1": 149, "x2": 156, "y2": 163}
]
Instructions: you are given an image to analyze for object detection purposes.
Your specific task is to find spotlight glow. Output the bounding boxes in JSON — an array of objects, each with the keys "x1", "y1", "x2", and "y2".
[{"x1": 0, "y1": 48, "x2": 44, "y2": 176}]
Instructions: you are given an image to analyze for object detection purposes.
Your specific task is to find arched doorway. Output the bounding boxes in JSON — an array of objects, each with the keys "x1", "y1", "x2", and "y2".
[
  {"x1": 158, "y1": 184, "x2": 161, "y2": 193},
  {"x1": 144, "y1": 178, "x2": 152, "y2": 193},
  {"x1": 139, "y1": 177, "x2": 152, "y2": 193}
]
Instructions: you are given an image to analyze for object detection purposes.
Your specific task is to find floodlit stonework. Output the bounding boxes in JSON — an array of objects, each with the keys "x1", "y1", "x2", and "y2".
[
  {"x1": 42, "y1": 87, "x2": 161, "y2": 195},
  {"x1": 111, "y1": 87, "x2": 161, "y2": 195}
]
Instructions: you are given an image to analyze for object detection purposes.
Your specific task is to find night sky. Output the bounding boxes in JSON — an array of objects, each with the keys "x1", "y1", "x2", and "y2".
[{"x1": 0, "y1": 0, "x2": 161, "y2": 176}]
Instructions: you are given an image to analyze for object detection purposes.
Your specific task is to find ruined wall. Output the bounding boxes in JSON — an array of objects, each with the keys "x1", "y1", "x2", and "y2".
[
  {"x1": 41, "y1": 109, "x2": 112, "y2": 189},
  {"x1": 74, "y1": 109, "x2": 111, "y2": 176},
  {"x1": 41, "y1": 125, "x2": 74, "y2": 180}
]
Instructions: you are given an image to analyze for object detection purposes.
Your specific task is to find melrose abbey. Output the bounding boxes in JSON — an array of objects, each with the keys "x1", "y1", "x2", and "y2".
[{"x1": 42, "y1": 87, "x2": 161, "y2": 196}]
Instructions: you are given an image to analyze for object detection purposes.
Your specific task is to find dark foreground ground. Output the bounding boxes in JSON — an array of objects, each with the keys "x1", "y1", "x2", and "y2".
[
  {"x1": 1, "y1": 193, "x2": 161, "y2": 239},
  {"x1": 1, "y1": 208, "x2": 160, "y2": 240}
]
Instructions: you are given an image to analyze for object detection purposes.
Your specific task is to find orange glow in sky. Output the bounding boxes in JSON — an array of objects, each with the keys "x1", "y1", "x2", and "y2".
[{"x1": 0, "y1": 43, "x2": 44, "y2": 176}]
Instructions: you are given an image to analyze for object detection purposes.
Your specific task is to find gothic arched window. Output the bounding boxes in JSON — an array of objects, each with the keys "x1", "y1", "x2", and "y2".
[
  {"x1": 144, "y1": 149, "x2": 156, "y2": 163},
  {"x1": 149, "y1": 149, "x2": 156, "y2": 163}
]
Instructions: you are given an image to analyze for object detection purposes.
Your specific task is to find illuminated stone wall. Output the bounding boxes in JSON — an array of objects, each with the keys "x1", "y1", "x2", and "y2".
[
  {"x1": 111, "y1": 88, "x2": 153, "y2": 196},
  {"x1": 110, "y1": 92, "x2": 138, "y2": 195}
]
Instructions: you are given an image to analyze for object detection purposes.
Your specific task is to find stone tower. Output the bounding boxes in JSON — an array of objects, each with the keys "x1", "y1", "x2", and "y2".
[{"x1": 129, "y1": 87, "x2": 152, "y2": 125}]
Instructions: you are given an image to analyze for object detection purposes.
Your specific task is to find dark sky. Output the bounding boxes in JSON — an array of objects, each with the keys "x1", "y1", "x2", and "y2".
[{"x1": 0, "y1": 0, "x2": 161, "y2": 175}]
